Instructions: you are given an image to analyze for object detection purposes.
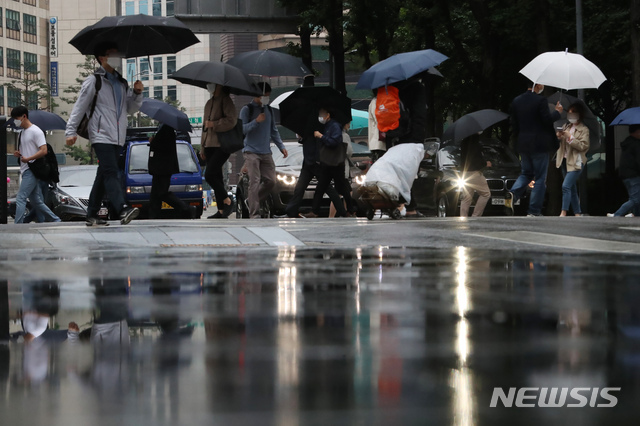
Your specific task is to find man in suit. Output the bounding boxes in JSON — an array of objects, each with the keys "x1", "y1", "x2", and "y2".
[{"x1": 506, "y1": 84, "x2": 563, "y2": 216}]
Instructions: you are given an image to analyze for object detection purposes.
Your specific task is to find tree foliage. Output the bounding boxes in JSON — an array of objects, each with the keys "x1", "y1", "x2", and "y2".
[
  {"x1": 2, "y1": 65, "x2": 58, "y2": 112},
  {"x1": 60, "y1": 56, "x2": 99, "y2": 116}
]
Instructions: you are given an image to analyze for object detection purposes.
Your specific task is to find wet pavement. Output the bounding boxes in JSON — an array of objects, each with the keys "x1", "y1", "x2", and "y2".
[{"x1": 2, "y1": 217, "x2": 640, "y2": 425}]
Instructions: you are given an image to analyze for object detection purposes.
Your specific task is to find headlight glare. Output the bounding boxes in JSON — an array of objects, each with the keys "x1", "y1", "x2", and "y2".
[
  {"x1": 277, "y1": 174, "x2": 297, "y2": 186},
  {"x1": 354, "y1": 175, "x2": 366, "y2": 185}
]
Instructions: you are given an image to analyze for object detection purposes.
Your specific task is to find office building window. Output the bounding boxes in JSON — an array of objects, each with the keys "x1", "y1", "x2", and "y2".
[
  {"x1": 139, "y1": 0, "x2": 148, "y2": 14},
  {"x1": 153, "y1": 57, "x2": 162, "y2": 79},
  {"x1": 166, "y1": 0, "x2": 174, "y2": 16},
  {"x1": 125, "y1": 1, "x2": 135, "y2": 16},
  {"x1": 23, "y1": 0, "x2": 37, "y2": 7},
  {"x1": 154, "y1": 87, "x2": 163, "y2": 100},
  {"x1": 152, "y1": 0, "x2": 161, "y2": 16},
  {"x1": 140, "y1": 58, "x2": 149, "y2": 81},
  {"x1": 7, "y1": 48, "x2": 20, "y2": 78},
  {"x1": 23, "y1": 14, "x2": 36, "y2": 44},
  {"x1": 8, "y1": 88, "x2": 21, "y2": 108},
  {"x1": 6, "y1": 9, "x2": 20, "y2": 40},
  {"x1": 167, "y1": 85, "x2": 176, "y2": 101},
  {"x1": 142, "y1": 87, "x2": 149, "y2": 98},
  {"x1": 26, "y1": 91, "x2": 37, "y2": 110},
  {"x1": 0, "y1": 8, "x2": 4, "y2": 38},
  {"x1": 126, "y1": 58, "x2": 136, "y2": 83},
  {"x1": 0, "y1": 86, "x2": 4, "y2": 115},
  {"x1": 0, "y1": 47, "x2": 4, "y2": 77},
  {"x1": 167, "y1": 56, "x2": 176, "y2": 76},
  {"x1": 24, "y1": 52, "x2": 37, "y2": 78}
]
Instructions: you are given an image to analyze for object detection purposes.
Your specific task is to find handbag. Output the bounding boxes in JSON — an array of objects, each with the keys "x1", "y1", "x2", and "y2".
[
  {"x1": 77, "y1": 73, "x2": 101, "y2": 139},
  {"x1": 28, "y1": 157, "x2": 51, "y2": 181},
  {"x1": 217, "y1": 119, "x2": 245, "y2": 154}
]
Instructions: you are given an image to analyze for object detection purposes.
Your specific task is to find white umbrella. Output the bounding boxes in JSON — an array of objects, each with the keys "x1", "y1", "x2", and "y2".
[
  {"x1": 270, "y1": 91, "x2": 294, "y2": 109},
  {"x1": 519, "y1": 50, "x2": 606, "y2": 90}
]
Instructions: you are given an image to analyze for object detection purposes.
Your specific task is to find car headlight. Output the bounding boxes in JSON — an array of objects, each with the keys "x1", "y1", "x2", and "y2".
[
  {"x1": 127, "y1": 186, "x2": 145, "y2": 194},
  {"x1": 277, "y1": 174, "x2": 297, "y2": 186},
  {"x1": 455, "y1": 178, "x2": 466, "y2": 191},
  {"x1": 186, "y1": 184, "x2": 202, "y2": 192},
  {"x1": 56, "y1": 193, "x2": 82, "y2": 207},
  {"x1": 354, "y1": 174, "x2": 366, "y2": 185}
]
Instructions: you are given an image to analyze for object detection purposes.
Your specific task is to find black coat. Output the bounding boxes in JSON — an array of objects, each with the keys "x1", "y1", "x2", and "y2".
[
  {"x1": 619, "y1": 136, "x2": 640, "y2": 179},
  {"x1": 461, "y1": 134, "x2": 486, "y2": 172},
  {"x1": 398, "y1": 79, "x2": 427, "y2": 144},
  {"x1": 148, "y1": 124, "x2": 179, "y2": 176},
  {"x1": 511, "y1": 90, "x2": 560, "y2": 154}
]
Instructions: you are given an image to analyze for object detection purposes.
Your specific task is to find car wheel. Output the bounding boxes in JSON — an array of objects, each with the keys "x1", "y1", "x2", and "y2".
[
  {"x1": 366, "y1": 209, "x2": 375, "y2": 220},
  {"x1": 391, "y1": 208, "x2": 402, "y2": 220},
  {"x1": 437, "y1": 194, "x2": 450, "y2": 217}
]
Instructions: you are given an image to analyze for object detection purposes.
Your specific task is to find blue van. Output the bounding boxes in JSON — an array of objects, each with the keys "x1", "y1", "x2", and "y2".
[{"x1": 122, "y1": 128, "x2": 203, "y2": 219}]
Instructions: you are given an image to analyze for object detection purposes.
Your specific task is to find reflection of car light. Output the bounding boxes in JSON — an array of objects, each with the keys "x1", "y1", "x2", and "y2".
[
  {"x1": 127, "y1": 186, "x2": 145, "y2": 194},
  {"x1": 354, "y1": 174, "x2": 366, "y2": 185},
  {"x1": 277, "y1": 174, "x2": 297, "y2": 186}
]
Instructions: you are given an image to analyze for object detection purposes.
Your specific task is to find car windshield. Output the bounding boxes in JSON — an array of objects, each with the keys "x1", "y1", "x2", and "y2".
[
  {"x1": 438, "y1": 142, "x2": 520, "y2": 168},
  {"x1": 272, "y1": 142, "x2": 371, "y2": 167},
  {"x1": 129, "y1": 143, "x2": 199, "y2": 174},
  {"x1": 58, "y1": 168, "x2": 98, "y2": 187}
]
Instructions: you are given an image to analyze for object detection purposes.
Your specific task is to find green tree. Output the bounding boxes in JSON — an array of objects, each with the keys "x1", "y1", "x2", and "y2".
[
  {"x1": 63, "y1": 142, "x2": 93, "y2": 165},
  {"x1": 60, "y1": 55, "x2": 99, "y2": 116},
  {"x1": 3, "y1": 64, "x2": 58, "y2": 112}
]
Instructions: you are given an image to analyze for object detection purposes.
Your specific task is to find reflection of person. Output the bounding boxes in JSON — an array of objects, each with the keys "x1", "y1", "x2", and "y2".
[
  {"x1": 240, "y1": 82, "x2": 288, "y2": 218},
  {"x1": 200, "y1": 84, "x2": 237, "y2": 219},
  {"x1": 148, "y1": 123, "x2": 191, "y2": 219},
  {"x1": 555, "y1": 103, "x2": 590, "y2": 217},
  {"x1": 610, "y1": 125, "x2": 640, "y2": 217},
  {"x1": 312, "y1": 108, "x2": 356, "y2": 217},
  {"x1": 65, "y1": 41, "x2": 143, "y2": 227},
  {"x1": 11, "y1": 106, "x2": 61, "y2": 224},
  {"x1": 507, "y1": 84, "x2": 563, "y2": 216},
  {"x1": 460, "y1": 133, "x2": 492, "y2": 217}
]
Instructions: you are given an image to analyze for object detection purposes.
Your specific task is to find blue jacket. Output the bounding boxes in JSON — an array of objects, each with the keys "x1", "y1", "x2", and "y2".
[
  {"x1": 239, "y1": 101, "x2": 285, "y2": 155},
  {"x1": 511, "y1": 90, "x2": 560, "y2": 154}
]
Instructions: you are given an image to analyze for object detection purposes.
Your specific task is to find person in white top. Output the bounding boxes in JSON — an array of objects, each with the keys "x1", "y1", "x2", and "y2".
[
  {"x1": 11, "y1": 106, "x2": 61, "y2": 224},
  {"x1": 368, "y1": 93, "x2": 386, "y2": 162}
]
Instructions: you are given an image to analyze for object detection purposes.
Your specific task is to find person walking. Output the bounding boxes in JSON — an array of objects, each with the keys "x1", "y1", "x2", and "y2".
[
  {"x1": 148, "y1": 123, "x2": 192, "y2": 219},
  {"x1": 240, "y1": 82, "x2": 288, "y2": 219},
  {"x1": 310, "y1": 108, "x2": 356, "y2": 218},
  {"x1": 506, "y1": 83, "x2": 563, "y2": 216},
  {"x1": 555, "y1": 103, "x2": 590, "y2": 217},
  {"x1": 11, "y1": 106, "x2": 61, "y2": 224},
  {"x1": 329, "y1": 123, "x2": 355, "y2": 217},
  {"x1": 368, "y1": 91, "x2": 386, "y2": 162},
  {"x1": 459, "y1": 133, "x2": 492, "y2": 217},
  {"x1": 65, "y1": 41, "x2": 143, "y2": 226},
  {"x1": 608, "y1": 125, "x2": 640, "y2": 217},
  {"x1": 200, "y1": 84, "x2": 237, "y2": 219}
]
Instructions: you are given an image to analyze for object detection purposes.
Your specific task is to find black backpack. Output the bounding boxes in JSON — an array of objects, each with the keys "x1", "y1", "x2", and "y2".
[{"x1": 45, "y1": 143, "x2": 60, "y2": 184}]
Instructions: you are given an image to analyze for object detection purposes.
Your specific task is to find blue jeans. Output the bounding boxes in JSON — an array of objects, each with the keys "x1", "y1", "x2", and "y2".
[
  {"x1": 15, "y1": 169, "x2": 60, "y2": 224},
  {"x1": 510, "y1": 152, "x2": 549, "y2": 215},
  {"x1": 88, "y1": 144, "x2": 126, "y2": 218},
  {"x1": 561, "y1": 161, "x2": 582, "y2": 213},
  {"x1": 614, "y1": 176, "x2": 640, "y2": 217}
]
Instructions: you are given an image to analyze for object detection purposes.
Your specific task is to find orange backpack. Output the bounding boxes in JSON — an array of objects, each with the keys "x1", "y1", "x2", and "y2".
[{"x1": 375, "y1": 86, "x2": 402, "y2": 132}]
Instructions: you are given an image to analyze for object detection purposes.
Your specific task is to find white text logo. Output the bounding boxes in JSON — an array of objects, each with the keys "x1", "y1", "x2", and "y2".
[{"x1": 489, "y1": 387, "x2": 620, "y2": 408}]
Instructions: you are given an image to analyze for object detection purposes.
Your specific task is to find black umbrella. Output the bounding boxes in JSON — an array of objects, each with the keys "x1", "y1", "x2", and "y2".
[
  {"x1": 547, "y1": 91, "x2": 601, "y2": 153},
  {"x1": 169, "y1": 61, "x2": 261, "y2": 96},
  {"x1": 442, "y1": 109, "x2": 509, "y2": 145},
  {"x1": 226, "y1": 50, "x2": 312, "y2": 78},
  {"x1": 139, "y1": 98, "x2": 192, "y2": 133},
  {"x1": 69, "y1": 14, "x2": 199, "y2": 58},
  {"x1": 5, "y1": 110, "x2": 66, "y2": 131},
  {"x1": 279, "y1": 86, "x2": 352, "y2": 136}
]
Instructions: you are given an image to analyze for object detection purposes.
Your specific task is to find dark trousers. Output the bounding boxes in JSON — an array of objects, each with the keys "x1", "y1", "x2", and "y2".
[
  {"x1": 149, "y1": 175, "x2": 189, "y2": 219},
  {"x1": 286, "y1": 162, "x2": 342, "y2": 217},
  {"x1": 88, "y1": 144, "x2": 125, "y2": 218},
  {"x1": 204, "y1": 147, "x2": 230, "y2": 208},
  {"x1": 313, "y1": 164, "x2": 355, "y2": 216}
]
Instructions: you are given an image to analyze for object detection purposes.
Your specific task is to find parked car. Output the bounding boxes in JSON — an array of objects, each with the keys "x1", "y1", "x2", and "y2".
[
  {"x1": 411, "y1": 138, "x2": 529, "y2": 216},
  {"x1": 235, "y1": 141, "x2": 370, "y2": 218}
]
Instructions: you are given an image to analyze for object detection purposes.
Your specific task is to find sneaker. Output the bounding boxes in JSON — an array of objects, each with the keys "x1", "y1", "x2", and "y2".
[
  {"x1": 119, "y1": 207, "x2": 139, "y2": 225},
  {"x1": 504, "y1": 192, "x2": 514, "y2": 216},
  {"x1": 222, "y1": 200, "x2": 234, "y2": 217},
  {"x1": 207, "y1": 212, "x2": 227, "y2": 219},
  {"x1": 625, "y1": 213, "x2": 635, "y2": 218},
  {"x1": 301, "y1": 212, "x2": 318, "y2": 218},
  {"x1": 86, "y1": 217, "x2": 109, "y2": 227},
  {"x1": 526, "y1": 213, "x2": 543, "y2": 217}
]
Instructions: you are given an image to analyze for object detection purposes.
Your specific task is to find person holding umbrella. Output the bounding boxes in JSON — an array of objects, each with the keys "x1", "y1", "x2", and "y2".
[
  {"x1": 200, "y1": 83, "x2": 237, "y2": 219},
  {"x1": 65, "y1": 41, "x2": 144, "y2": 226},
  {"x1": 555, "y1": 103, "x2": 590, "y2": 217},
  {"x1": 460, "y1": 133, "x2": 492, "y2": 217}
]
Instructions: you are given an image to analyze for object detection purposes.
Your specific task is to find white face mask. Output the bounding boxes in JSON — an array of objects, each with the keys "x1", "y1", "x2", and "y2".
[
  {"x1": 106, "y1": 56, "x2": 122, "y2": 69},
  {"x1": 23, "y1": 313, "x2": 49, "y2": 338},
  {"x1": 13, "y1": 118, "x2": 23, "y2": 127},
  {"x1": 260, "y1": 96, "x2": 270, "y2": 105},
  {"x1": 206, "y1": 83, "x2": 217, "y2": 94},
  {"x1": 318, "y1": 116, "x2": 326, "y2": 124},
  {"x1": 568, "y1": 114, "x2": 579, "y2": 124}
]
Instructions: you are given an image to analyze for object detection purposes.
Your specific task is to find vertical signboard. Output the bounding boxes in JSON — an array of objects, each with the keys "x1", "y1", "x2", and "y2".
[
  {"x1": 50, "y1": 62, "x2": 58, "y2": 97},
  {"x1": 49, "y1": 17, "x2": 58, "y2": 57}
]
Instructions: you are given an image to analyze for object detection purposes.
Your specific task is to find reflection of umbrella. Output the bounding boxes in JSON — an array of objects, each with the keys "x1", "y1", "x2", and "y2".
[
  {"x1": 442, "y1": 109, "x2": 509, "y2": 144},
  {"x1": 169, "y1": 61, "x2": 261, "y2": 96},
  {"x1": 279, "y1": 87, "x2": 352, "y2": 136},
  {"x1": 139, "y1": 98, "x2": 192, "y2": 133},
  {"x1": 356, "y1": 49, "x2": 449, "y2": 90},
  {"x1": 547, "y1": 91, "x2": 601, "y2": 152},
  {"x1": 69, "y1": 14, "x2": 199, "y2": 58},
  {"x1": 519, "y1": 50, "x2": 606, "y2": 90},
  {"x1": 611, "y1": 107, "x2": 640, "y2": 126},
  {"x1": 350, "y1": 109, "x2": 368, "y2": 130},
  {"x1": 5, "y1": 110, "x2": 66, "y2": 131},
  {"x1": 226, "y1": 50, "x2": 312, "y2": 78}
]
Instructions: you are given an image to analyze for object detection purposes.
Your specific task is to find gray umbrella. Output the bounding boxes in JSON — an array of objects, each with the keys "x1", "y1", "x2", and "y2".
[
  {"x1": 169, "y1": 61, "x2": 261, "y2": 96},
  {"x1": 547, "y1": 91, "x2": 601, "y2": 153},
  {"x1": 442, "y1": 109, "x2": 509, "y2": 145},
  {"x1": 226, "y1": 49, "x2": 312, "y2": 78}
]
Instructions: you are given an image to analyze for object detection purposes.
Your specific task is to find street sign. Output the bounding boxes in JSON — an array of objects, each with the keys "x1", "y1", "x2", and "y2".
[{"x1": 189, "y1": 117, "x2": 202, "y2": 125}]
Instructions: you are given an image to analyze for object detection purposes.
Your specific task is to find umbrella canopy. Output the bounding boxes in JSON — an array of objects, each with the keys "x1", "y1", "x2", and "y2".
[
  {"x1": 5, "y1": 110, "x2": 66, "y2": 131},
  {"x1": 270, "y1": 91, "x2": 294, "y2": 109},
  {"x1": 441, "y1": 109, "x2": 509, "y2": 145},
  {"x1": 547, "y1": 91, "x2": 601, "y2": 152},
  {"x1": 519, "y1": 50, "x2": 606, "y2": 90},
  {"x1": 279, "y1": 87, "x2": 352, "y2": 136},
  {"x1": 356, "y1": 49, "x2": 449, "y2": 90},
  {"x1": 610, "y1": 107, "x2": 640, "y2": 126},
  {"x1": 169, "y1": 61, "x2": 261, "y2": 96},
  {"x1": 350, "y1": 109, "x2": 369, "y2": 130},
  {"x1": 226, "y1": 50, "x2": 312, "y2": 78},
  {"x1": 139, "y1": 98, "x2": 192, "y2": 133},
  {"x1": 69, "y1": 14, "x2": 199, "y2": 58}
]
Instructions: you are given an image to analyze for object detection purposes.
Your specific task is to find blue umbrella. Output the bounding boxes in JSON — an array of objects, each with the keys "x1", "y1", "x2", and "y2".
[
  {"x1": 356, "y1": 49, "x2": 449, "y2": 90},
  {"x1": 610, "y1": 107, "x2": 640, "y2": 126},
  {"x1": 140, "y1": 98, "x2": 192, "y2": 133},
  {"x1": 5, "y1": 110, "x2": 66, "y2": 131}
]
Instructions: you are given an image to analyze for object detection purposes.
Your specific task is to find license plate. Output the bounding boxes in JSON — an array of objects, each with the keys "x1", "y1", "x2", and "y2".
[
  {"x1": 492, "y1": 198, "x2": 520, "y2": 206},
  {"x1": 98, "y1": 207, "x2": 109, "y2": 217},
  {"x1": 161, "y1": 202, "x2": 173, "y2": 209}
]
